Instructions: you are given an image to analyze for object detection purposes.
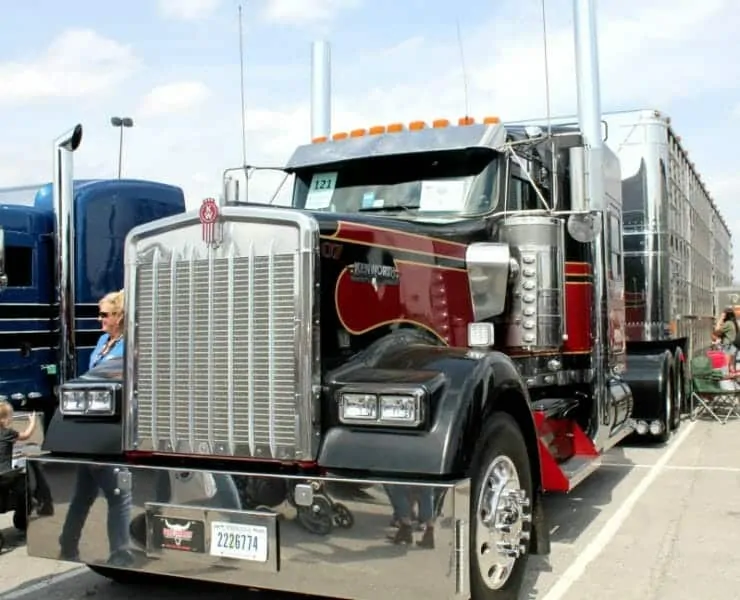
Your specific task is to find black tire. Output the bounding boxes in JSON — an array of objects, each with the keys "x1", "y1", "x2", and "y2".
[
  {"x1": 469, "y1": 412, "x2": 533, "y2": 600},
  {"x1": 296, "y1": 496, "x2": 334, "y2": 535},
  {"x1": 672, "y1": 360, "x2": 684, "y2": 430},
  {"x1": 12, "y1": 509, "x2": 27, "y2": 532},
  {"x1": 656, "y1": 362, "x2": 673, "y2": 443}
]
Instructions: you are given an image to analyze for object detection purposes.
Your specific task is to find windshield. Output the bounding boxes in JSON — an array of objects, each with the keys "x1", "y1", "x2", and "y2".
[{"x1": 291, "y1": 149, "x2": 501, "y2": 220}]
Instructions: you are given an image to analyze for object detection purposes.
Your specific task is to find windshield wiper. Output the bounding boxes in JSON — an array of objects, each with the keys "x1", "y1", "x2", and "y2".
[{"x1": 358, "y1": 205, "x2": 419, "y2": 213}]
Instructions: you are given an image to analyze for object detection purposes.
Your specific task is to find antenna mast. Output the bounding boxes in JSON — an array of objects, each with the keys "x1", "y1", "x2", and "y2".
[
  {"x1": 238, "y1": 4, "x2": 247, "y2": 167},
  {"x1": 540, "y1": 0, "x2": 553, "y2": 137}
]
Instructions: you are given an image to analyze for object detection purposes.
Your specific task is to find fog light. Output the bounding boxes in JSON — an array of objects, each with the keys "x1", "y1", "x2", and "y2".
[
  {"x1": 635, "y1": 420, "x2": 649, "y2": 435},
  {"x1": 649, "y1": 420, "x2": 663, "y2": 436}
]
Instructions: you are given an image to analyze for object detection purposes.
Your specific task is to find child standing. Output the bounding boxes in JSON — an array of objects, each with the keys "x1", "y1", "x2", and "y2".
[{"x1": 0, "y1": 403, "x2": 36, "y2": 472}]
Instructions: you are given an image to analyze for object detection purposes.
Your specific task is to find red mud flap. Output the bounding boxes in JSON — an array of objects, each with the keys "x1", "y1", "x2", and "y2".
[{"x1": 533, "y1": 408, "x2": 601, "y2": 493}]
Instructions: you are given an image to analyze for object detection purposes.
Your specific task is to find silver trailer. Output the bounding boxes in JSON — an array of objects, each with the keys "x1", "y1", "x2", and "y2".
[
  {"x1": 600, "y1": 109, "x2": 733, "y2": 354},
  {"x1": 511, "y1": 108, "x2": 733, "y2": 437}
]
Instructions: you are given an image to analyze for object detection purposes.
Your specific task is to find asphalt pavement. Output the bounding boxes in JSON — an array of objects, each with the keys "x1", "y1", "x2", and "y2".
[{"x1": 1, "y1": 415, "x2": 738, "y2": 600}]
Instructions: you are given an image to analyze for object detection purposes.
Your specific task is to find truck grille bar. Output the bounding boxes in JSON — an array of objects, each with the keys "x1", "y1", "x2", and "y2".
[{"x1": 126, "y1": 211, "x2": 319, "y2": 462}]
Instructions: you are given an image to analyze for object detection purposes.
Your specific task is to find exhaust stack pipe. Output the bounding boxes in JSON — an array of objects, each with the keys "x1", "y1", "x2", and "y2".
[
  {"x1": 53, "y1": 124, "x2": 83, "y2": 385},
  {"x1": 573, "y1": 0, "x2": 604, "y2": 210},
  {"x1": 311, "y1": 40, "x2": 331, "y2": 141}
]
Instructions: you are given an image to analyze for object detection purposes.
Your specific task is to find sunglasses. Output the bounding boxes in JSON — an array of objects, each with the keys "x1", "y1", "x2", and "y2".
[{"x1": 99, "y1": 312, "x2": 112, "y2": 318}]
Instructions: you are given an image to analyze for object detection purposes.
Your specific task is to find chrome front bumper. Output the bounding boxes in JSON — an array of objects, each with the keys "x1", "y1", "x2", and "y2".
[{"x1": 26, "y1": 458, "x2": 471, "y2": 600}]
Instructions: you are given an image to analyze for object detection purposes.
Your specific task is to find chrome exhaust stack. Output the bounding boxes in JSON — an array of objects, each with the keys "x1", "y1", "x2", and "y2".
[
  {"x1": 53, "y1": 124, "x2": 83, "y2": 384},
  {"x1": 573, "y1": 0, "x2": 605, "y2": 210},
  {"x1": 311, "y1": 40, "x2": 331, "y2": 141}
]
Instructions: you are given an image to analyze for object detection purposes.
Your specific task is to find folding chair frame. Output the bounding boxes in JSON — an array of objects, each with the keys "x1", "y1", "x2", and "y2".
[{"x1": 690, "y1": 373, "x2": 740, "y2": 424}]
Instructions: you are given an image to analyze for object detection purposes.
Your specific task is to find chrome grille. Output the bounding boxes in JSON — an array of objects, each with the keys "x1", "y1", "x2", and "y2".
[{"x1": 128, "y1": 214, "x2": 317, "y2": 461}]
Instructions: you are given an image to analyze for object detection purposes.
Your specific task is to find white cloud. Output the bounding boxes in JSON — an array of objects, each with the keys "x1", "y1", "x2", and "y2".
[
  {"x1": 262, "y1": 0, "x2": 360, "y2": 24},
  {"x1": 158, "y1": 0, "x2": 221, "y2": 20},
  {"x1": 4, "y1": 0, "x2": 740, "y2": 275},
  {"x1": 138, "y1": 81, "x2": 212, "y2": 117},
  {"x1": 0, "y1": 29, "x2": 137, "y2": 105}
]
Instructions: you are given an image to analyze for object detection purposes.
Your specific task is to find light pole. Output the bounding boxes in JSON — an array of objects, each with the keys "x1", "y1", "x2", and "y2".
[{"x1": 110, "y1": 116, "x2": 134, "y2": 178}]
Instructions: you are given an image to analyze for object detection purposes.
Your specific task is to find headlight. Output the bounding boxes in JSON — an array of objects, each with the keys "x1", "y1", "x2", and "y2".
[
  {"x1": 60, "y1": 384, "x2": 120, "y2": 416},
  {"x1": 338, "y1": 388, "x2": 424, "y2": 427}
]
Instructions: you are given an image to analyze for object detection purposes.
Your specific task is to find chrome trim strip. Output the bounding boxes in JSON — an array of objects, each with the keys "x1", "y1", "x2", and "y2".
[
  {"x1": 267, "y1": 238, "x2": 276, "y2": 457},
  {"x1": 227, "y1": 242, "x2": 236, "y2": 454},
  {"x1": 247, "y1": 240, "x2": 255, "y2": 456}
]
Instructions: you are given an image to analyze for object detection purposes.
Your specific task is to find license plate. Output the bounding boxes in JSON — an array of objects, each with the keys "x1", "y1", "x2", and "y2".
[{"x1": 209, "y1": 521, "x2": 268, "y2": 562}]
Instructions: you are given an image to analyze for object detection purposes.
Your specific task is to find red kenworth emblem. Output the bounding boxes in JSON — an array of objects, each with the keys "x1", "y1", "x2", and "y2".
[{"x1": 199, "y1": 197, "x2": 219, "y2": 247}]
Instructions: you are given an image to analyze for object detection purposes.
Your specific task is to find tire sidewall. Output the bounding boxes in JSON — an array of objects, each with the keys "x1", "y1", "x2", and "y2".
[{"x1": 469, "y1": 412, "x2": 533, "y2": 600}]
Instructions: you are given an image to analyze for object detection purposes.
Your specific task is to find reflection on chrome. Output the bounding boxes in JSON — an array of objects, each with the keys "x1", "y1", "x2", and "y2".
[{"x1": 27, "y1": 459, "x2": 471, "y2": 599}]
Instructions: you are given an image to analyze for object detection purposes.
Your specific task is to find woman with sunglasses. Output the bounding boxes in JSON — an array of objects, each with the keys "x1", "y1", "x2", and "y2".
[
  {"x1": 90, "y1": 290, "x2": 125, "y2": 368},
  {"x1": 58, "y1": 289, "x2": 133, "y2": 567}
]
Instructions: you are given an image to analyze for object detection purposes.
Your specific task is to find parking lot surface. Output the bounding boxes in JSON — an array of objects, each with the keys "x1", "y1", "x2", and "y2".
[{"x1": 1, "y1": 417, "x2": 738, "y2": 599}]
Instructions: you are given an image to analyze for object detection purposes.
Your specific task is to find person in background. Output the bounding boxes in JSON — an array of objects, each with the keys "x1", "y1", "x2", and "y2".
[
  {"x1": 0, "y1": 404, "x2": 38, "y2": 531},
  {"x1": 58, "y1": 289, "x2": 132, "y2": 566},
  {"x1": 89, "y1": 289, "x2": 125, "y2": 368},
  {"x1": 0, "y1": 404, "x2": 36, "y2": 472},
  {"x1": 713, "y1": 306, "x2": 739, "y2": 370}
]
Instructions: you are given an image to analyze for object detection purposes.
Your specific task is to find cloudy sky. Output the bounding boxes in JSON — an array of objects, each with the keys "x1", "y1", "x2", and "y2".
[{"x1": 1, "y1": 0, "x2": 739, "y2": 276}]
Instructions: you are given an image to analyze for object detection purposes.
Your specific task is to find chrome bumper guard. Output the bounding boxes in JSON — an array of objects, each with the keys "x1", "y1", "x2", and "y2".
[{"x1": 26, "y1": 458, "x2": 471, "y2": 600}]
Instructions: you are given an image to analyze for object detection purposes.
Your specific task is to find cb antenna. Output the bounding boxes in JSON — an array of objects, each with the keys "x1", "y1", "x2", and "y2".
[
  {"x1": 455, "y1": 19, "x2": 470, "y2": 119},
  {"x1": 540, "y1": 0, "x2": 553, "y2": 137},
  {"x1": 238, "y1": 3, "x2": 247, "y2": 167}
]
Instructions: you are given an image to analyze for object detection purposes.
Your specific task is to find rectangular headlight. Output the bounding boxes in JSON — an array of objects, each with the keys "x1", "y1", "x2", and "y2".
[
  {"x1": 379, "y1": 394, "x2": 422, "y2": 425},
  {"x1": 339, "y1": 393, "x2": 378, "y2": 422},
  {"x1": 60, "y1": 384, "x2": 119, "y2": 416},
  {"x1": 338, "y1": 388, "x2": 425, "y2": 428}
]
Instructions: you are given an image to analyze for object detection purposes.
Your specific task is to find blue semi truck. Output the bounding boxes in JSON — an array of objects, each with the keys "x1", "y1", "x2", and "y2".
[{"x1": 0, "y1": 125, "x2": 186, "y2": 424}]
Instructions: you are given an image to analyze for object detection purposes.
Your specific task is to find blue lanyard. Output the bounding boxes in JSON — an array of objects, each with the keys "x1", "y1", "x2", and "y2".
[{"x1": 92, "y1": 337, "x2": 121, "y2": 368}]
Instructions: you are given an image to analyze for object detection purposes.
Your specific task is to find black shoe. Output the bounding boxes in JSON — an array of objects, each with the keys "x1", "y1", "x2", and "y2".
[
  {"x1": 108, "y1": 549, "x2": 135, "y2": 567},
  {"x1": 417, "y1": 525, "x2": 435, "y2": 549},
  {"x1": 36, "y1": 502, "x2": 54, "y2": 516},
  {"x1": 387, "y1": 522, "x2": 413, "y2": 545}
]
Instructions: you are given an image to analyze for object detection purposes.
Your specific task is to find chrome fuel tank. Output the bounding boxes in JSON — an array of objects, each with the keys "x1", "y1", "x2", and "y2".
[{"x1": 496, "y1": 215, "x2": 566, "y2": 351}]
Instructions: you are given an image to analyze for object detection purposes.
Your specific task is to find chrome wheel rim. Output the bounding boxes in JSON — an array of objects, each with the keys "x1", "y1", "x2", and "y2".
[{"x1": 475, "y1": 455, "x2": 531, "y2": 590}]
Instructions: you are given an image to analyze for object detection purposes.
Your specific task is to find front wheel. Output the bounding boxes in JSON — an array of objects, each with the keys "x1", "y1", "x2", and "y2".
[{"x1": 470, "y1": 412, "x2": 533, "y2": 600}]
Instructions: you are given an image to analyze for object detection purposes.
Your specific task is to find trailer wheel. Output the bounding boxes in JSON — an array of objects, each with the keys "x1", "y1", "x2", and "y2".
[
  {"x1": 656, "y1": 365, "x2": 673, "y2": 443},
  {"x1": 672, "y1": 360, "x2": 684, "y2": 429},
  {"x1": 470, "y1": 412, "x2": 533, "y2": 600}
]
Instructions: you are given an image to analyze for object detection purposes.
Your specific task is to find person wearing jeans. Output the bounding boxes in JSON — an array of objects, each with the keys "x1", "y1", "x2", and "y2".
[
  {"x1": 58, "y1": 290, "x2": 133, "y2": 566},
  {"x1": 59, "y1": 464, "x2": 133, "y2": 566},
  {"x1": 385, "y1": 485, "x2": 436, "y2": 548}
]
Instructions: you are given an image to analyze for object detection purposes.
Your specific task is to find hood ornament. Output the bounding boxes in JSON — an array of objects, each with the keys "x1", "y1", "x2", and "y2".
[{"x1": 200, "y1": 197, "x2": 222, "y2": 248}]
